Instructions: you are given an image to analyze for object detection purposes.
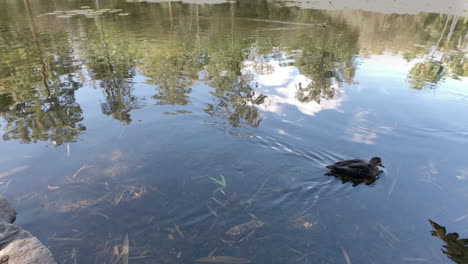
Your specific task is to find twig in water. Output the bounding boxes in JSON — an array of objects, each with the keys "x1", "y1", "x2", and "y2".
[
  {"x1": 122, "y1": 234, "x2": 129, "y2": 264},
  {"x1": 211, "y1": 197, "x2": 226, "y2": 207},
  {"x1": 49, "y1": 238, "x2": 82, "y2": 241},
  {"x1": 243, "y1": 177, "x2": 269, "y2": 211},
  {"x1": 341, "y1": 247, "x2": 352, "y2": 264},
  {"x1": 288, "y1": 248, "x2": 302, "y2": 255},
  {"x1": 3, "y1": 178, "x2": 13, "y2": 191},
  {"x1": 295, "y1": 250, "x2": 317, "y2": 262},
  {"x1": 0, "y1": 165, "x2": 29, "y2": 179},
  {"x1": 208, "y1": 216, "x2": 218, "y2": 232},
  {"x1": 113, "y1": 190, "x2": 127, "y2": 206},
  {"x1": 388, "y1": 177, "x2": 397, "y2": 199},
  {"x1": 208, "y1": 247, "x2": 217, "y2": 257},
  {"x1": 174, "y1": 223, "x2": 185, "y2": 238},
  {"x1": 89, "y1": 209, "x2": 110, "y2": 220},
  {"x1": 388, "y1": 167, "x2": 399, "y2": 199},
  {"x1": 378, "y1": 223, "x2": 400, "y2": 242},
  {"x1": 402, "y1": 257, "x2": 428, "y2": 262},
  {"x1": 207, "y1": 205, "x2": 218, "y2": 217},
  {"x1": 71, "y1": 248, "x2": 78, "y2": 264},
  {"x1": 128, "y1": 256, "x2": 151, "y2": 260},
  {"x1": 209, "y1": 175, "x2": 227, "y2": 195},
  {"x1": 453, "y1": 214, "x2": 468, "y2": 223},
  {"x1": 72, "y1": 164, "x2": 92, "y2": 179}
]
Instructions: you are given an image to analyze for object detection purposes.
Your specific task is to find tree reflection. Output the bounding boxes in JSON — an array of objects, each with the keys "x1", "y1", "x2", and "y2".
[
  {"x1": 407, "y1": 61, "x2": 444, "y2": 90},
  {"x1": 1, "y1": 0, "x2": 467, "y2": 146},
  {"x1": 142, "y1": 50, "x2": 197, "y2": 106},
  {"x1": 0, "y1": 94, "x2": 14, "y2": 113},
  {"x1": 296, "y1": 49, "x2": 345, "y2": 103},
  {"x1": 0, "y1": 0, "x2": 85, "y2": 146},
  {"x1": 1, "y1": 96, "x2": 85, "y2": 145},
  {"x1": 293, "y1": 19, "x2": 359, "y2": 103},
  {"x1": 429, "y1": 219, "x2": 468, "y2": 264},
  {"x1": 407, "y1": 50, "x2": 467, "y2": 90},
  {"x1": 140, "y1": 3, "x2": 266, "y2": 128},
  {"x1": 205, "y1": 79, "x2": 266, "y2": 128},
  {"x1": 405, "y1": 14, "x2": 466, "y2": 89},
  {"x1": 203, "y1": 40, "x2": 265, "y2": 128},
  {"x1": 90, "y1": 15, "x2": 141, "y2": 124},
  {"x1": 140, "y1": 4, "x2": 205, "y2": 106}
]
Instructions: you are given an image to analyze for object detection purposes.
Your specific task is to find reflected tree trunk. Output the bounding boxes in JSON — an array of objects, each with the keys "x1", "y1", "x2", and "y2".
[
  {"x1": 230, "y1": 2, "x2": 235, "y2": 48},
  {"x1": 435, "y1": 15, "x2": 450, "y2": 50},
  {"x1": 23, "y1": 0, "x2": 51, "y2": 97},
  {"x1": 168, "y1": 1, "x2": 173, "y2": 31},
  {"x1": 97, "y1": 15, "x2": 119, "y2": 100},
  {"x1": 195, "y1": 4, "x2": 200, "y2": 48},
  {"x1": 446, "y1": 15, "x2": 459, "y2": 42},
  {"x1": 98, "y1": 17, "x2": 115, "y2": 76}
]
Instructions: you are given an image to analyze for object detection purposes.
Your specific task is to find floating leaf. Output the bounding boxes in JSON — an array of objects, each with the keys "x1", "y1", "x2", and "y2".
[{"x1": 174, "y1": 223, "x2": 184, "y2": 238}]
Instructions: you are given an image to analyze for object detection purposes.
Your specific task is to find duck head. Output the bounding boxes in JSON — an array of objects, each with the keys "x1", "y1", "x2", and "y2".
[{"x1": 369, "y1": 157, "x2": 384, "y2": 168}]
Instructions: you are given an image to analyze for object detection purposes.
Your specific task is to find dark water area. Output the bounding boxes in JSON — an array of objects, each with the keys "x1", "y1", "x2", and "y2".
[{"x1": 0, "y1": 0, "x2": 467, "y2": 263}]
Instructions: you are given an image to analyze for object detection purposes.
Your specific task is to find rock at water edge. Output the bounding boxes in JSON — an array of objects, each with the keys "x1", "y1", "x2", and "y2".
[{"x1": 0, "y1": 223, "x2": 56, "y2": 264}]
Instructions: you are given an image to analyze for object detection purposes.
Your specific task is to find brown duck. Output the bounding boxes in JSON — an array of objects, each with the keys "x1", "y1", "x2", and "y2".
[{"x1": 326, "y1": 157, "x2": 384, "y2": 179}]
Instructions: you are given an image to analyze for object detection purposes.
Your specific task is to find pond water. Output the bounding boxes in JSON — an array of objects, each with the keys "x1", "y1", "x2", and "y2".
[{"x1": 1, "y1": 0, "x2": 467, "y2": 263}]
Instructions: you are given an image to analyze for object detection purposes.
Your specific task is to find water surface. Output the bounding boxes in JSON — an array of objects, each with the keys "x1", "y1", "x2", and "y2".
[{"x1": 0, "y1": 0, "x2": 467, "y2": 263}]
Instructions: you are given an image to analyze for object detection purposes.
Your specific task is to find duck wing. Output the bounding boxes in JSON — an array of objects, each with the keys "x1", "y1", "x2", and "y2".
[
  {"x1": 326, "y1": 159, "x2": 365, "y2": 168},
  {"x1": 327, "y1": 164, "x2": 371, "y2": 179}
]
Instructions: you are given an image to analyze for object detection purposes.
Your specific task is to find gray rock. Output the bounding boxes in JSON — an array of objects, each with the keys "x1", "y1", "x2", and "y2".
[
  {"x1": 0, "y1": 197, "x2": 15, "y2": 224},
  {"x1": 0, "y1": 223, "x2": 56, "y2": 264}
]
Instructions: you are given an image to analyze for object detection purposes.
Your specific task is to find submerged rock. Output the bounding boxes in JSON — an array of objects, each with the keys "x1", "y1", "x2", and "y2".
[
  {"x1": 0, "y1": 197, "x2": 15, "y2": 224},
  {"x1": 0, "y1": 223, "x2": 56, "y2": 264}
]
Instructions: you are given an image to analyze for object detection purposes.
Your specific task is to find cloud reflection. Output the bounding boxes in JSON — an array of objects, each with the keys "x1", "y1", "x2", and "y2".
[
  {"x1": 241, "y1": 51, "x2": 343, "y2": 117},
  {"x1": 345, "y1": 111, "x2": 395, "y2": 144}
]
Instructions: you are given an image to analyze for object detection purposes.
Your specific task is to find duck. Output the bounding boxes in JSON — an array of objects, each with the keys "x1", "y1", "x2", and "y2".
[{"x1": 326, "y1": 157, "x2": 384, "y2": 179}]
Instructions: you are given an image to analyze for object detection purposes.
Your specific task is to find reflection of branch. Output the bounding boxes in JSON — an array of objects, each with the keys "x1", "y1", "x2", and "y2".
[
  {"x1": 195, "y1": 4, "x2": 200, "y2": 48},
  {"x1": 93, "y1": 11, "x2": 138, "y2": 124},
  {"x1": 205, "y1": 81, "x2": 264, "y2": 128},
  {"x1": 23, "y1": 0, "x2": 51, "y2": 97},
  {"x1": 446, "y1": 15, "x2": 459, "y2": 43},
  {"x1": 97, "y1": 19, "x2": 119, "y2": 102},
  {"x1": 230, "y1": 2, "x2": 235, "y2": 48},
  {"x1": 168, "y1": 1, "x2": 173, "y2": 31},
  {"x1": 433, "y1": 15, "x2": 450, "y2": 58},
  {"x1": 97, "y1": 15, "x2": 116, "y2": 81}
]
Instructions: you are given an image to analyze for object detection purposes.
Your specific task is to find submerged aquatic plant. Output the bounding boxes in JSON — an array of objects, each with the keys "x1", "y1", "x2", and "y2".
[{"x1": 209, "y1": 174, "x2": 227, "y2": 194}]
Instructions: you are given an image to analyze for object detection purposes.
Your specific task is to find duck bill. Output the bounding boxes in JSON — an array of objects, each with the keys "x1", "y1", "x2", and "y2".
[{"x1": 379, "y1": 164, "x2": 385, "y2": 168}]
